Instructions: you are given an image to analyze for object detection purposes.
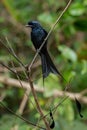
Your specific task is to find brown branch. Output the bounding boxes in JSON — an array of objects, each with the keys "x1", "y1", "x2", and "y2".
[
  {"x1": 0, "y1": 38, "x2": 25, "y2": 69},
  {"x1": 0, "y1": 75, "x2": 44, "y2": 93},
  {"x1": 5, "y1": 37, "x2": 25, "y2": 68},
  {"x1": 17, "y1": 88, "x2": 31, "y2": 115},
  {"x1": 26, "y1": 71, "x2": 50, "y2": 130},
  {"x1": 0, "y1": 101, "x2": 45, "y2": 130},
  {"x1": 80, "y1": 89, "x2": 87, "y2": 95},
  {"x1": 0, "y1": 75, "x2": 87, "y2": 104},
  {"x1": 10, "y1": 61, "x2": 31, "y2": 115},
  {"x1": 0, "y1": 62, "x2": 16, "y2": 74},
  {"x1": 0, "y1": 93, "x2": 6, "y2": 102},
  {"x1": 0, "y1": 60, "x2": 40, "y2": 73},
  {"x1": 53, "y1": 89, "x2": 87, "y2": 104}
]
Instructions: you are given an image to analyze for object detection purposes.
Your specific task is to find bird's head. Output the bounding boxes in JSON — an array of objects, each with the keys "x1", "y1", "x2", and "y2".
[{"x1": 26, "y1": 21, "x2": 41, "y2": 29}]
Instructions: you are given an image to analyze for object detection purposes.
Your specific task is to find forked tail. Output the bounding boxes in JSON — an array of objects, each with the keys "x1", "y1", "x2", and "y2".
[{"x1": 40, "y1": 50, "x2": 64, "y2": 80}]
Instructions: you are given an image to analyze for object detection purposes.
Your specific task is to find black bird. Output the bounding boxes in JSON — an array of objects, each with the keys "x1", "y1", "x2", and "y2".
[{"x1": 26, "y1": 21, "x2": 64, "y2": 80}]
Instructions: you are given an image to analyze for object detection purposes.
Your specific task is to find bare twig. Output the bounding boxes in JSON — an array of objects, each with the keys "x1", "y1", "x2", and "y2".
[
  {"x1": 17, "y1": 88, "x2": 31, "y2": 115},
  {"x1": 0, "y1": 38, "x2": 27, "y2": 80},
  {"x1": 0, "y1": 101, "x2": 45, "y2": 130},
  {"x1": 28, "y1": 0, "x2": 72, "y2": 71},
  {"x1": 40, "y1": 96, "x2": 69, "y2": 121},
  {"x1": 0, "y1": 93, "x2": 6, "y2": 102},
  {"x1": 26, "y1": 71, "x2": 51, "y2": 130},
  {"x1": 0, "y1": 62, "x2": 16, "y2": 74},
  {"x1": 81, "y1": 89, "x2": 87, "y2": 95},
  {"x1": 0, "y1": 75, "x2": 43, "y2": 92},
  {"x1": 0, "y1": 76, "x2": 87, "y2": 104},
  {"x1": 0, "y1": 38, "x2": 25, "y2": 68},
  {"x1": 5, "y1": 37, "x2": 25, "y2": 68},
  {"x1": 11, "y1": 61, "x2": 31, "y2": 115}
]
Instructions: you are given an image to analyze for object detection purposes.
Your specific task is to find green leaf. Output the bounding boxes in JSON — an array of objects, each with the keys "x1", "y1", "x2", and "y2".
[
  {"x1": 81, "y1": 60, "x2": 87, "y2": 74},
  {"x1": 69, "y1": 3, "x2": 85, "y2": 16},
  {"x1": 58, "y1": 45, "x2": 77, "y2": 62},
  {"x1": 38, "y1": 13, "x2": 54, "y2": 25},
  {"x1": 38, "y1": 74, "x2": 61, "y2": 97}
]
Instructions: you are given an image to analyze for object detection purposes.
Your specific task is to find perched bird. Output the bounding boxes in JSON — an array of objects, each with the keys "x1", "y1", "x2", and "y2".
[{"x1": 26, "y1": 21, "x2": 64, "y2": 80}]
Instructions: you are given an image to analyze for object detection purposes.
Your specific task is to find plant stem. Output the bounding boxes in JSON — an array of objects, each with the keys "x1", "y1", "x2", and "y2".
[{"x1": 27, "y1": 73, "x2": 50, "y2": 130}]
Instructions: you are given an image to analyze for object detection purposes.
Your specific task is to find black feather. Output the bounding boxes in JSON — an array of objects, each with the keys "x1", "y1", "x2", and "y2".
[
  {"x1": 26, "y1": 20, "x2": 65, "y2": 81},
  {"x1": 49, "y1": 110, "x2": 55, "y2": 129},
  {"x1": 75, "y1": 98, "x2": 83, "y2": 118},
  {"x1": 50, "y1": 120, "x2": 55, "y2": 129}
]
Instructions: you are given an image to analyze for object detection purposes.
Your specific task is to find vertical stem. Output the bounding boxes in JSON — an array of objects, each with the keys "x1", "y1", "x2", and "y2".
[{"x1": 27, "y1": 74, "x2": 50, "y2": 130}]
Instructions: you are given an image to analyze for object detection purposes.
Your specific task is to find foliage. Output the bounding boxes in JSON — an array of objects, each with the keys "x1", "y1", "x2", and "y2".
[{"x1": 0, "y1": 0, "x2": 87, "y2": 130}]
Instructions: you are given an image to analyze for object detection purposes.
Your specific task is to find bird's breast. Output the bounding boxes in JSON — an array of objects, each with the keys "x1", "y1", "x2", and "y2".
[{"x1": 31, "y1": 28, "x2": 46, "y2": 49}]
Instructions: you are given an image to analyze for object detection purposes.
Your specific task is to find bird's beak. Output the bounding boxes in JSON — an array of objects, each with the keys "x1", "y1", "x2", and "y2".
[{"x1": 25, "y1": 24, "x2": 32, "y2": 28}]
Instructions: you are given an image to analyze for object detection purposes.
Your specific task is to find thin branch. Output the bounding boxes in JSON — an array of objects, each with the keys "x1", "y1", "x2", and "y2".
[
  {"x1": 0, "y1": 38, "x2": 28, "y2": 81},
  {"x1": 80, "y1": 89, "x2": 87, "y2": 95},
  {"x1": 26, "y1": 71, "x2": 51, "y2": 130},
  {"x1": 0, "y1": 93, "x2": 6, "y2": 102},
  {"x1": 0, "y1": 101, "x2": 45, "y2": 130},
  {"x1": 5, "y1": 37, "x2": 25, "y2": 68},
  {"x1": 0, "y1": 38, "x2": 23, "y2": 67},
  {"x1": 0, "y1": 75, "x2": 44, "y2": 92},
  {"x1": 0, "y1": 62, "x2": 16, "y2": 74},
  {"x1": 11, "y1": 61, "x2": 31, "y2": 115},
  {"x1": 17, "y1": 88, "x2": 30, "y2": 115},
  {"x1": 40, "y1": 96, "x2": 69, "y2": 121},
  {"x1": 28, "y1": 0, "x2": 72, "y2": 71},
  {"x1": 0, "y1": 76, "x2": 87, "y2": 104},
  {"x1": 0, "y1": 38, "x2": 27, "y2": 79}
]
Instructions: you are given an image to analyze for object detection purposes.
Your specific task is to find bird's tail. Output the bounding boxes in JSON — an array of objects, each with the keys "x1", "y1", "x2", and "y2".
[{"x1": 40, "y1": 50, "x2": 64, "y2": 80}]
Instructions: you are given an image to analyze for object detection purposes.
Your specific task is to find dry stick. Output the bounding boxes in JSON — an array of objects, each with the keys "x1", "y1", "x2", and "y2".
[
  {"x1": 0, "y1": 102, "x2": 45, "y2": 130},
  {"x1": 28, "y1": 0, "x2": 72, "y2": 71},
  {"x1": 1, "y1": 75, "x2": 87, "y2": 102},
  {"x1": 48, "y1": 97, "x2": 69, "y2": 128},
  {"x1": 5, "y1": 37, "x2": 25, "y2": 68},
  {"x1": 0, "y1": 39, "x2": 49, "y2": 128},
  {"x1": 12, "y1": 62, "x2": 33, "y2": 115},
  {"x1": 0, "y1": 75, "x2": 44, "y2": 93},
  {"x1": 26, "y1": 70, "x2": 51, "y2": 130},
  {"x1": 0, "y1": 38, "x2": 24, "y2": 69},
  {"x1": 11, "y1": 60, "x2": 30, "y2": 115},
  {"x1": 0, "y1": 75, "x2": 87, "y2": 103},
  {"x1": 11, "y1": 59, "x2": 38, "y2": 113},
  {"x1": 0, "y1": 62, "x2": 38, "y2": 113},
  {"x1": 11, "y1": 60, "x2": 31, "y2": 129},
  {"x1": 18, "y1": 89, "x2": 31, "y2": 115},
  {"x1": 0, "y1": 62, "x2": 16, "y2": 74},
  {"x1": 5, "y1": 38, "x2": 39, "y2": 112},
  {"x1": 5, "y1": 37, "x2": 28, "y2": 81},
  {"x1": 0, "y1": 64, "x2": 40, "y2": 127},
  {"x1": 81, "y1": 89, "x2": 87, "y2": 95},
  {"x1": 0, "y1": 38, "x2": 27, "y2": 78},
  {"x1": 40, "y1": 96, "x2": 68, "y2": 121},
  {"x1": 0, "y1": 93, "x2": 6, "y2": 102},
  {"x1": 11, "y1": 61, "x2": 31, "y2": 128}
]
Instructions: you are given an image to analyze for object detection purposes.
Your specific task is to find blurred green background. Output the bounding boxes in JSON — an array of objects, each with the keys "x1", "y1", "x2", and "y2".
[{"x1": 0, "y1": 0, "x2": 87, "y2": 130}]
